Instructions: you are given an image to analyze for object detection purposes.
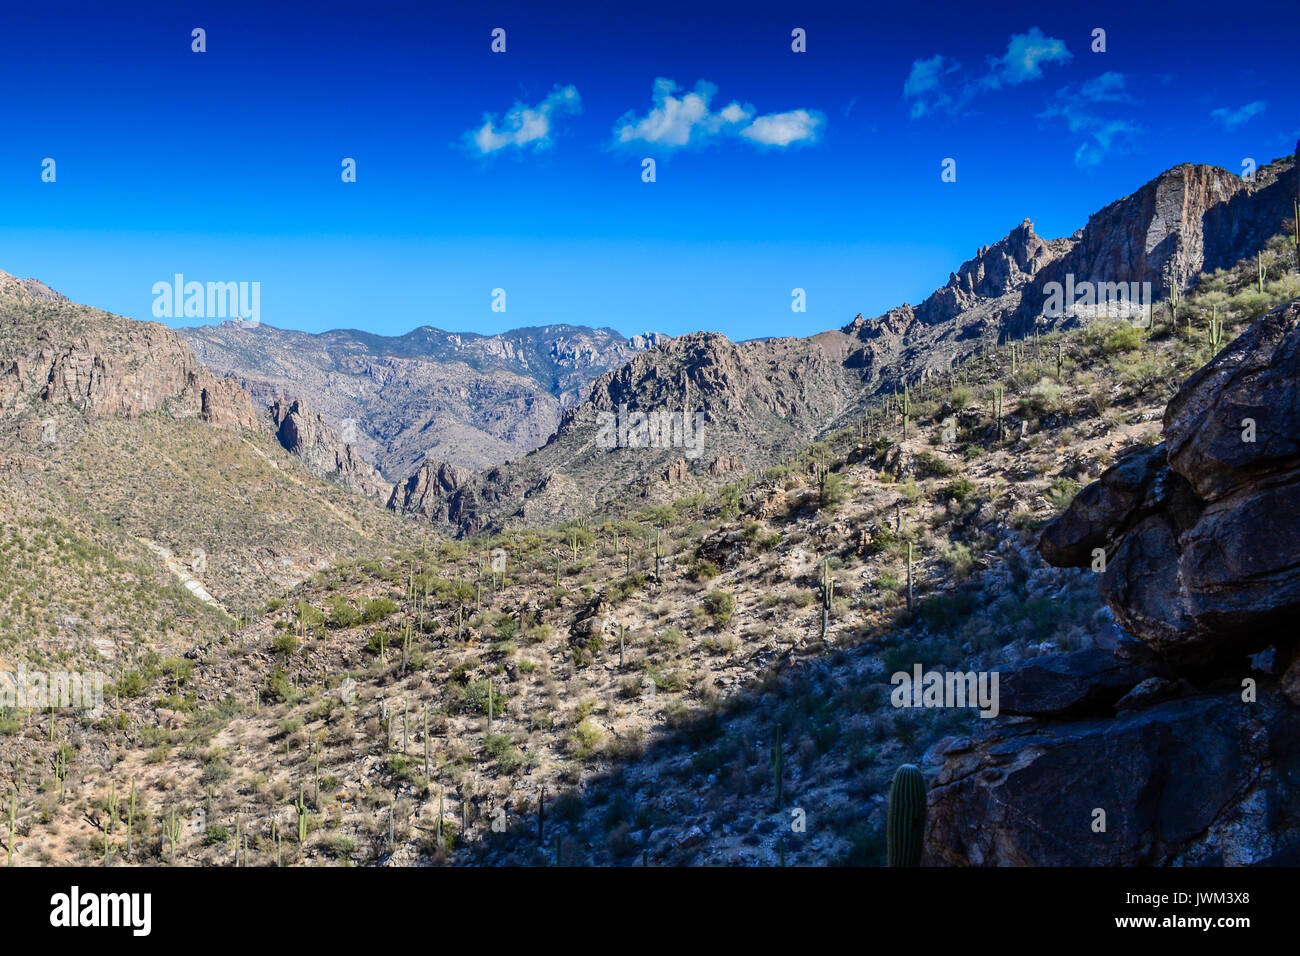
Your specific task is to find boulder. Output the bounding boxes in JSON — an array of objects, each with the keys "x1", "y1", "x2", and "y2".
[{"x1": 1039, "y1": 300, "x2": 1300, "y2": 669}]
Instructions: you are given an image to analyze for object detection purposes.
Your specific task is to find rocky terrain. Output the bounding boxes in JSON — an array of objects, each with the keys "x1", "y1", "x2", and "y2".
[
  {"x1": 2, "y1": 141, "x2": 1299, "y2": 868},
  {"x1": 180, "y1": 321, "x2": 666, "y2": 479},
  {"x1": 925, "y1": 298, "x2": 1300, "y2": 866},
  {"x1": 3, "y1": 216, "x2": 1297, "y2": 866},
  {"x1": 390, "y1": 147, "x2": 1300, "y2": 538},
  {"x1": 0, "y1": 274, "x2": 439, "y2": 663}
]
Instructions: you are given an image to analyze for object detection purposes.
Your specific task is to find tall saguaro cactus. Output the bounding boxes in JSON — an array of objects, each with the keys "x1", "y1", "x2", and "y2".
[
  {"x1": 1201, "y1": 304, "x2": 1222, "y2": 348},
  {"x1": 7, "y1": 791, "x2": 15, "y2": 867},
  {"x1": 820, "y1": 558, "x2": 834, "y2": 641},
  {"x1": 886, "y1": 764, "x2": 927, "y2": 867},
  {"x1": 906, "y1": 542, "x2": 915, "y2": 616}
]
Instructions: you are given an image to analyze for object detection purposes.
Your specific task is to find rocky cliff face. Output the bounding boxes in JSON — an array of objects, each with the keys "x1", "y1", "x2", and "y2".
[
  {"x1": 925, "y1": 299, "x2": 1300, "y2": 866},
  {"x1": 389, "y1": 328, "x2": 876, "y2": 534},
  {"x1": 0, "y1": 273, "x2": 257, "y2": 430},
  {"x1": 268, "y1": 398, "x2": 389, "y2": 500},
  {"x1": 851, "y1": 147, "x2": 1299, "y2": 379},
  {"x1": 180, "y1": 321, "x2": 664, "y2": 478},
  {"x1": 387, "y1": 459, "x2": 476, "y2": 525},
  {"x1": 1008, "y1": 159, "x2": 1297, "y2": 336}
]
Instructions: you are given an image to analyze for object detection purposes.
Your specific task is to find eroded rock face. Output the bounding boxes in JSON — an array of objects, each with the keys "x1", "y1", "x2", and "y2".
[
  {"x1": 387, "y1": 459, "x2": 475, "y2": 524},
  {"x1": 925, "y1": 689, "x2": 1300, "y2": 866},
  {"x1": 1042, "y1": 300, "x2": 1300, "y2": 668},
  {"x1": 0, "y1": 283, "x2": 258, "y2": 430},
  {"x1": 269, "y1": 398, "x2": 389, "y2": 500},
  {"x1": 926, "y1": 299, "x2": 1300, "y2": 866}
]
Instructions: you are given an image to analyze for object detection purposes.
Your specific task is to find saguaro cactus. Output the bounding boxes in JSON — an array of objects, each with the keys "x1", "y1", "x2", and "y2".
[
  {"x1": 164, "y1": 808, "x2": 181, "y2": 860},
  {"x1": 296, "y1": 784, "x2": 308, "y2": 843},
  {"x1": 820, "y1": 558, "x2": 834, "y2": 640},
  {"x1": 771, "y1": 725, "x2": 784, "y2": 809},
  {"x1": 6, "y1": 791, "x2": 14, "y2": 867},
  {"x1": 887, "y1": 764, "x2": 927, "y2": 867},
  {"x1": 1208, "y1": 304, "x2": 1225, "y2": 349},
  {"x1": 906, "y1": 542, "x2": 915, "y2": 616}
]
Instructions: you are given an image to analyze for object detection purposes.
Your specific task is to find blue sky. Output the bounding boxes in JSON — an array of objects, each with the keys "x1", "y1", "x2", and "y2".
[{"x1": 0, "y1": 0, "x2": 1296, "y2": 341}]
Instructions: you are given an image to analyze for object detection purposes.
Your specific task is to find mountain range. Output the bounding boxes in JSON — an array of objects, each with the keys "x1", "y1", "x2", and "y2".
[
  {"x1": 180, "y1": 321, "x2": 666, "y2": 479},
  {"x1": 3, "y1": 139, "x2": 1300, "y2": 870}
]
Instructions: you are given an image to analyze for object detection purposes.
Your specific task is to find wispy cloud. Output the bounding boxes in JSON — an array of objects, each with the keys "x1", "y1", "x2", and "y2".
[
  {"x1": 1038, "y1": 73, "x2": 1140, "y2": 167},
  {"x1": 903, "y1": 27, "x2": 1072, "y2": 118},
  {"x1": 614, "y1": 78, "x2": 823, "y2": 148},
  {"x1": 903, "y1": 55, "x2": 961, "y2": 118},
  {"x1": 1077, "y1": 71, "x2": 1135, "y2": 104},
  {"x1": 983, "y1": 26, "x2": 1073, "y2": 87},
  {"x1": 465, "y1": 85, "x2": 582, "y2": 154},
  {"x1": 1211, "y1": 100, "x2": 1267, "y2": 129}
]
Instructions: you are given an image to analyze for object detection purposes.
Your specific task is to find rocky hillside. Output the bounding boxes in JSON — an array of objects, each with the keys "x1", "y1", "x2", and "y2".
[
  {"x1": 180, "y1": 321, "x2": 666, "y2": 479},
  {"x1": 928, "y1": 297, "x2": 1300, "y2": 866},
  {"x1": 0, "y1": 274, "x2": 438, "y2": 664},
  {"x1": 6, "y1": 229, "x2": 1295, "y2": 867},
  {"x1": 391, "y1": 147, "x2": 1300, "y2": 537},
  {"x1": 391, "y1": 328, "x2": 878, "y2": 534}
]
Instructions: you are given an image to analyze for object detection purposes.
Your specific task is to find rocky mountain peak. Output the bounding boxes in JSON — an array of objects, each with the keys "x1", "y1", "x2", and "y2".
[{"x1": 0, "y1": 270, "x2": 66, "y2": 304}]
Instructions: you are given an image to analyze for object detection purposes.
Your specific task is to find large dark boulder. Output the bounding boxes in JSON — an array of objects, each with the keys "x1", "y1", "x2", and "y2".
[
  {"x1": 925, "y1": 689, "x2": 1300, "y2": 866},
  {"x1": 996, "y1": 649, "x2": 1155, "y2": 719},
  {"x1": 926, "y1": 299, "x2": 1300, "y2": 866},
  {"x1": 1039, "y1": 299, "x2": 1300, "y2": 669}
]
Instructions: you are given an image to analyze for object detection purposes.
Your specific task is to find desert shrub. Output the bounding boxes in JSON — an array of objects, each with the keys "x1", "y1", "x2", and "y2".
[
  {"x1": 687, "y1": 559, "x2": 719, "y2": 583},
  {"x1": 1046, "y1": 476, "x2": 1081, "y2": 512},
  {"x1": 914, "y1": 452, "x2": 953, "y2": 479},
  {"x1": 701, "y1": 590, "x2": 735, "y2": 627}
]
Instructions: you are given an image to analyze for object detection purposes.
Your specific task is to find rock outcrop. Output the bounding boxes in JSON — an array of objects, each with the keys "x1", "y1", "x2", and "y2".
[
  {"x1": 0, "y1": 276, "x2": 257, "y2": 430},
  {"x1": 387, "y1": 459, "x2": 477, "y2": 526},
  {"x1": 269, "y1": 398, "x2": 389, "y2": 500},
  {"x1": 926, "y1": 298, "x2": 1300, "y2": 866},
  {"x1": 1041, "y1": 299, "x2": 1300, "y2": 668}
]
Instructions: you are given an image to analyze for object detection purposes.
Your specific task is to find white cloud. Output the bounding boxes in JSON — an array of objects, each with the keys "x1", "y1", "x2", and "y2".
[
  {"x1": 1038, "y1": 76, "x2": 1140, "y2": 168},
  {"x1": 903, "y1": 27, "x2": 1071, "y2": 118},
  {"x1": 1077, "y1": 71, "x2": 1134, "y2": 103},
  {"x1": 615, "y1": 79, "x2": 822, "y2": 148},
  {"x1": 467, "y1": 85, "x2": 582, "y2": 154},
  {"x1": 984, "y1": 27, "x2": 1073, "y2": 88},
  {"x1": 1211, "y1": 100, "x2": 1267, "y2": 129},
  {"x1": 740, "y1": 110, "x2": 822, "y2": 146},
  {"x1": 903, "y1": 54, "x2": 960, "y2": 118}
]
